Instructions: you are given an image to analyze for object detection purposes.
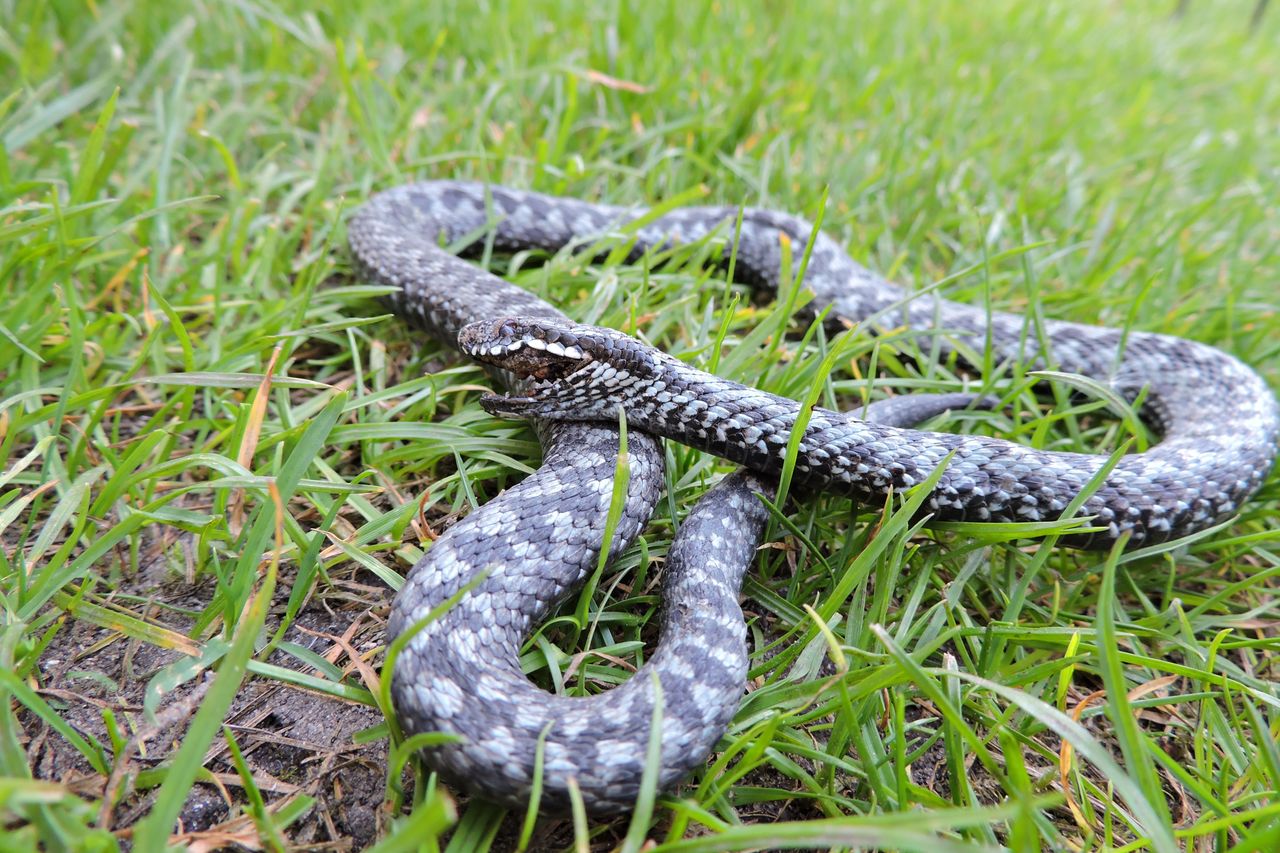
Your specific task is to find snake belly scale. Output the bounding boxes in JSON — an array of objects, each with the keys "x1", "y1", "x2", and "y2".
[{"x1": 348, "y1": 181, "x2": 1278, "y2": 812}]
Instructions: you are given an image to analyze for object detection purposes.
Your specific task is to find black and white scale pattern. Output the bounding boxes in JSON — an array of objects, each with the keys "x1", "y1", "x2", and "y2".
[
  {"x1": 348, "y1": 181, "x2": 1279, "y2": 811},
  {"x1": 464, "y1": 312, "x2": 1278, "y2": 549}
]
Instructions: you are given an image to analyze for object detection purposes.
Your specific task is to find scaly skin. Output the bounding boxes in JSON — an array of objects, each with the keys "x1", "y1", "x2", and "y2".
[
  {"x1": 350, "y1": 181, "x2": 1278, "y2": 812},
  {"x1": 463, "y1": 315, "x2": 1277, "y2": 549}
]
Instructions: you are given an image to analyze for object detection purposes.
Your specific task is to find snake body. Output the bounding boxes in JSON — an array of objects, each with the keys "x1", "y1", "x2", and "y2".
[
  {"x1": 349, "y1": 181, "x2": 1278, "y2": 812},
  {"x1": 463, "y1": 312, "x2": 1277, "y2": 548}
]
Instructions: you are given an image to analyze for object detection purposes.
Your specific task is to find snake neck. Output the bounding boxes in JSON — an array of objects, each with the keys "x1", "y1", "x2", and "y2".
[{"x1": 623, "y1": 357, "x2": 923, "y2": 491}]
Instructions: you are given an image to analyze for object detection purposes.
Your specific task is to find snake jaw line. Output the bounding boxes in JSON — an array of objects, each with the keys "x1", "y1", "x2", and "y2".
[{"x1": 479, "y1": 390, "x2": 533, "y2": 419}]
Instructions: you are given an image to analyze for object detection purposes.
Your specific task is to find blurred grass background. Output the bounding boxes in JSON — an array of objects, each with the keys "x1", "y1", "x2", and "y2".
[{"x1": 2, "y1": 0, "x2": 1278, "y2": 850}]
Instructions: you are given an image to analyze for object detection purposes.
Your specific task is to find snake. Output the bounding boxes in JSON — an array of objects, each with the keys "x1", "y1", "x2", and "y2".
[{"x1": 349, "y1": 181, "x2": 1279, "y2": 813}]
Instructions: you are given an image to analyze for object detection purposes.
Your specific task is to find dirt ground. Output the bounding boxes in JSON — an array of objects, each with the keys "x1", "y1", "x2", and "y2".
[{"x1": 25, "y1": 557, "x2": 393, "y2": 849}]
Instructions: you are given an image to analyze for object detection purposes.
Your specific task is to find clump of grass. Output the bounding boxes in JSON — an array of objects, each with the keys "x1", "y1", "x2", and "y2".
[{"x1": 2, "y1": 1, "x2": 1278, "y2": 850}]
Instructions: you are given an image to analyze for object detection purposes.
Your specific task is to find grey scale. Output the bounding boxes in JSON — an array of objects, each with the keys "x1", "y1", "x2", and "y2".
[{"x1": 348, "y1": 181, "x2": 1279, "y2": 813}]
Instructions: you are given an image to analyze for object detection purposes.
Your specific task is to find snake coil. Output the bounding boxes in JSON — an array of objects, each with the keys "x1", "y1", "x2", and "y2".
[{"x1": 349, "y1": 181, "x2": 1277, "y2": 812}]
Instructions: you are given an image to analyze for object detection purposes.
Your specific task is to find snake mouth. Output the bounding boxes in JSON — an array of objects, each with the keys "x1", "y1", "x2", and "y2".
[{"x1": 459, "y1": 319, "x2": 596, "y2": 418}]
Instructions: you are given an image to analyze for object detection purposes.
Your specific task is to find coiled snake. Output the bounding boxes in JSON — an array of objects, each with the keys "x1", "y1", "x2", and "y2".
[{"x1": 349, "y1": 181, "x2": 1278, "y2": 813}]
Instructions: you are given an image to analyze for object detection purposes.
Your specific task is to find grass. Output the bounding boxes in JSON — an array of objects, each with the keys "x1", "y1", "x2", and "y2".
[{"x1": 2, "y1": 0, "x2": 1279, "y2": 849}]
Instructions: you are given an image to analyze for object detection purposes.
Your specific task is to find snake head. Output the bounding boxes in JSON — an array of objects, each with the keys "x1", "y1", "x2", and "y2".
[{"x1": 458, "y1": 317, "x2": 660, "y2": 421}]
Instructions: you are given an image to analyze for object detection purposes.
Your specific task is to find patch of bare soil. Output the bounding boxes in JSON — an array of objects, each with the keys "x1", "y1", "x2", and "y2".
[{"x1": 24, "y1": 557, "x2": 393, "y2": 850}]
